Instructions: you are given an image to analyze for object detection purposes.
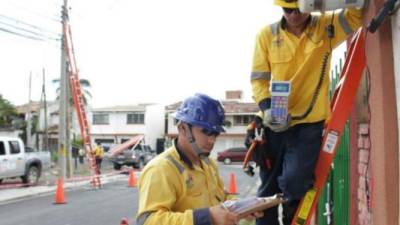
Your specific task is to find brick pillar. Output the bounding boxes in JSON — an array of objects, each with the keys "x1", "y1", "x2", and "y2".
[{"x1": 357, "y1": 123, "x2": 372, "y2": 225}]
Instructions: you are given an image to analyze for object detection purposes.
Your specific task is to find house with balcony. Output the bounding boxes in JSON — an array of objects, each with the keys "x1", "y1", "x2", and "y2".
[
  {"x1": 89, "y1": 104, "x2": 164, "y2": 151},
  {"x1": 165, "y1": 91, "x2": 258, "y2": 158}
]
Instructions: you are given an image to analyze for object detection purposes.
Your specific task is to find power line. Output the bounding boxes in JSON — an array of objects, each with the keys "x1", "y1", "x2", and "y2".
[
  {"x1": 2, "y1": 0, "x2": 62, "y2": 23},
  {"x1": 0, "y1": 14, "x2": 60, "y2": 37},
  {"x1": 0, "y1": 19, "x2": 60, "y2": 41},
  {"x1": 0, "y1": 26, "x2": 45, "y2": 41}
]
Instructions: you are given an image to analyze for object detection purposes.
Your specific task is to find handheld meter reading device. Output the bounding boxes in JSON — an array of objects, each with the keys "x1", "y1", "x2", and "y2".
[{"x1": 270, "y1": 81, "x2": 291, "y2": 124}]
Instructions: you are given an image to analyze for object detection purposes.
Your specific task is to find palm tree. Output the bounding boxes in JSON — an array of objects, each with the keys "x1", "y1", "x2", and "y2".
[
  {"x1": 0, "y1": 94, "x2": 17, "y2": 127},
  {"x1": 52, "y1": 78, "x2": 92, "y2": 105}
]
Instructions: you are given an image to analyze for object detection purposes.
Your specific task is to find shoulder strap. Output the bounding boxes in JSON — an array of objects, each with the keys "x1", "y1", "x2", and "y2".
[
  {"x1": 270, "y1": 22, "x2": 280, "y2": 36},
  {"x1": 165, "y1": 155, "x2": 185, "y2": 174}
]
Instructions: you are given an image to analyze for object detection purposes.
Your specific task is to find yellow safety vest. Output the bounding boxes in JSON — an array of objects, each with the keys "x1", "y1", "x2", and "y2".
[
  {"x1": 251, "y1": 8, "x2": 363, "y2": 126},
  {"x1": 137, "y1": 145, "x2": 226, "y2": 225}
]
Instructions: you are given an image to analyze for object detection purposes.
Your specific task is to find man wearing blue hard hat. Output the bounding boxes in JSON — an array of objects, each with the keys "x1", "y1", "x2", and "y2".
[
  {"x1": 249, "y1": 0, "x2": 364, "y2": 224},
  {"x1": 137, "y1": 93, "x2": 262, "y2": 225}
]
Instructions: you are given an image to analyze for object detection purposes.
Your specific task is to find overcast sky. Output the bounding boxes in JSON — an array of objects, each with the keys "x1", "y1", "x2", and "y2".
[{"x1": 0, "y1": 0, "x2": 284, "y2": 108}]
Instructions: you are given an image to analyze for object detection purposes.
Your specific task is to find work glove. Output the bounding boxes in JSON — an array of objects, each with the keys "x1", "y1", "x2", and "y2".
[
  {"x1": 244, "y1": 116, "x2": 264, "y2": 148},
  {"x1": 262, "y1": 109, "x2": 291, "y2": 133}
]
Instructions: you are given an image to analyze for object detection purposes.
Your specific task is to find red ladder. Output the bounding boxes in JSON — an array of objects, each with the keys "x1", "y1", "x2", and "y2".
[
  {"x1": 291, "y1": 27, "x2": 367, "y2": 225},
  {"x1": 62, "y1": 22, "x2": 101, "y2": 188}
]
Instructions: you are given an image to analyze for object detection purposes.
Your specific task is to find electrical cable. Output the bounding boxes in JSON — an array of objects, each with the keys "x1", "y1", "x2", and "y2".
[
  {"x1": 1, "y1": 0, "x2": 62, "y2": 23},
  {"x1": 368, "y1": 0, "x2": 399, "y2": 33},
  {"x1": 0, "y1": 14, "x2": 60, "y2": 37},
  {"x1": 0, "y1": 19, "x2": 60, "y2": 41},
  {"x1": 0, "y1": 26, "x2": 45, "y2": 41},
  {"x1": 292, "y1": 13, "x2": 335, "y2": 120}
]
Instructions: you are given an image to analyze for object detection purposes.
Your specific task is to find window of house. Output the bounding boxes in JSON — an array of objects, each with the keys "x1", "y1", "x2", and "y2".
[
  {"x1": 127, "y1": 112, "x2": 145, "y2": 124},
  {"x1": 0, "y1": 142, "x2": 5, "y2": 155},
  {"x1": 93, "y1": 114, "x2": 109, "y2": 125},
  {"x1": 9, "y1": 141, "x2": 21, "y2": 154},
  {"x1": 233, "y1": 115, "x2": 255, "y2": 126}
]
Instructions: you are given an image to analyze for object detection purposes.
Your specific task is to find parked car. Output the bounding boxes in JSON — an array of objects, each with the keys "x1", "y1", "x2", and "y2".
[
  {"x1": 101, "y1": 143, "x2": 117, "y2": 152},
  {"x1": 109, "y1": 143, "x2": 156, "y2": 170},
  {"x1": 217, "y1": 147, "x2": 248, "y2": 165},
  {"x1": 0, "y1": 137, "x2": 51, "y2": 184}
]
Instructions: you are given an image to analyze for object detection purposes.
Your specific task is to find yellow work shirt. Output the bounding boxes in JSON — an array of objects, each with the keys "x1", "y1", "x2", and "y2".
[
  {"x1": 251, "y1": 8, "x2": 363, "y2": 126},
  {"x1": 137, "y1": 143, "x2": 226, "y2": 225},
  {"x1": 94, "y1": 146, "x2": 104, "y2": 158}
]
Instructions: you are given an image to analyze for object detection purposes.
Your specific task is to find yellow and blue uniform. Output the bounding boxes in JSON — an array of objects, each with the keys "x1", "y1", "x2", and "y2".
[
  {"x1": 250, "y1": 8, "x2": 363, "y2": 225},
  {"x1": 94, "y1": 145, "x2": 104, "y2": 158},
  {"x1": 94, "y1": 145, "x2": 104, "y2": 169},
  {"x1": 137, "y1": 140, "x2": 226, "y2": 225},
  {"x1": 251, "y1": 8, "x2": 363, "y2": 126}
]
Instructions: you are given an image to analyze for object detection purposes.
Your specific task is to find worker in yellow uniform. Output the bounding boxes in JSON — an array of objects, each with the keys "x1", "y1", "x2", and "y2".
[
  {"x1": 137, "y1": 93, "x2": 263, "y2": 225},
  {"x1": 93, "y1": 143, "x2": 104, "y2": 171},
  {"x1": 249, "y1": 0, "x2": 364, "y2": 224}
]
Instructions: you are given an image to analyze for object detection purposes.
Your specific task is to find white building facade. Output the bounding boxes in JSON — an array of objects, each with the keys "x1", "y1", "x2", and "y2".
[{"x1": 89, "y1": 104, "x2": 164, "y2": 150}]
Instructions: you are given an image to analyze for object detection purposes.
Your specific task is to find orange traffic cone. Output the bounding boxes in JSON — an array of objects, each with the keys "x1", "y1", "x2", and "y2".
[
  {"x1": 120, "y1": 217, "x2": 129, "y2": 225},
  {"x1": 228, "y1": 173, "x2": 238, "y2": 195},
  {"x1": 54, "y1": 177, "x2": 66, "y2": 204},
  {"x1": 128, "y1": 169, "x2": 136, "y2": 187}
]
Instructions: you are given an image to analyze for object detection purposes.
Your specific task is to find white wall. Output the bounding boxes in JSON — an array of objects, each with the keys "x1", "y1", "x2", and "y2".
[
  {"x1": 38, "y1": 102, "x2": 58, "y2": 130},
  {"x1": 90, "y1": 112, "x2": 146, "y2": 135},
  {"x1": 90, "y1": 104, "x2": 165, "y2": 149},
  {"x1": 0, "y1": 130, "x2": 21, "y2": 138},
  {"x1": 167, "y1": 112, "x2": 178, "y2": 135},
  {"x1": 144, "y1": 104, "x2": 165, "y2": 149}
]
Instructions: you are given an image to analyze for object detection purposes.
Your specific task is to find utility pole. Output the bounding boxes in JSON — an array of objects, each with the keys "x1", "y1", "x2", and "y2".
[
  {"x1": 58, "y1": 0, "x2": 69, "y2": 179},
  {"x1": 26, "y1": 72, "x2": 32, "y2": 147},
  {"x1": 42, "y1": 68, "x2": 49, "y2": 151}
]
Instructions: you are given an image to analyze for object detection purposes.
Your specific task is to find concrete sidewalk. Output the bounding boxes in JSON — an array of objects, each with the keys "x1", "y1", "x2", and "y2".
[
  {"x1": 0, "y1": 170, "x2": 131, "y2": 204},
  {"x1": 0, "y1": 163, "x2": 133, "y2": 205}
]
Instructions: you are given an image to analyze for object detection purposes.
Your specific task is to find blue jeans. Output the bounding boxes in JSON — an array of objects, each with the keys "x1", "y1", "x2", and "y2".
[{"x1": 256, "y1": 121, "x2": 324, "y2": 225}]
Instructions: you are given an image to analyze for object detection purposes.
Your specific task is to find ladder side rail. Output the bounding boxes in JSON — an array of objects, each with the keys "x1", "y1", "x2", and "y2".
[
  {"x1": 62, "y1": 21, "x2": 101, "y2": 188},
  {"x1": 330, "y1": 32, "x2": 359, "y2": 107},
  {"x1": 69, "y1": 76, "x2": 86, "y2": 140},
  {"x1": 291, "y1": 28, "x2": 366, "y2": 225}
]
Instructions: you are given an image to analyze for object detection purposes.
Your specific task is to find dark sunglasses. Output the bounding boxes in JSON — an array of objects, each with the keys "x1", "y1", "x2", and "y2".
[
  {"x1": 283, "y1": 7, "x2": 301, "y2": 14},
  {"x1": 201, "y1": 128, "x2": 220, "y2": 137}
]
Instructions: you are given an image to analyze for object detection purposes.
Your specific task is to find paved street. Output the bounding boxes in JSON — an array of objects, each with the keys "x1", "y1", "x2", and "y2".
[{"x1": 0, "y1": 163, "x2": 259, "y2": 225}]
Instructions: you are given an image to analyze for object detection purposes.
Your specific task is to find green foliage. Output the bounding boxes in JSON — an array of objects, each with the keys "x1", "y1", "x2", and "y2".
[
  {"x1": 52, "y1": 78, "x2": 92, "y2": 105},
  {"x1": 224, "y1": 120, "x2": 232, "y2": 127},
  {"x1": 51, "y1": 150, "x2": 58, "y2": 162},
  {"x1": 17, "y1": 115, "x2": 39, "y2": 144},
  {"x1": 71, "y1": 136, "x2": 83, "y2": 149},
  {"x1": 0, "y1": 94, "x2": 18, "y2": 127}
]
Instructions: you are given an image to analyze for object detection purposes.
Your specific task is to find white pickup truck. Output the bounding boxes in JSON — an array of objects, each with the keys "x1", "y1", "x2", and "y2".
[{"x1": 0, "y1": 137, "x2": 51, "y2": 184}]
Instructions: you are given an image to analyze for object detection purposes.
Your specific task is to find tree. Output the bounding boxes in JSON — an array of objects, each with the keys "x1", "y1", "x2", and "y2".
[
  {"x1": 52, "y1": 78, "x2": 92, "y2": 105},
  {"x1": 0, "y1": 94, "x2": 18, "y2": 127}
]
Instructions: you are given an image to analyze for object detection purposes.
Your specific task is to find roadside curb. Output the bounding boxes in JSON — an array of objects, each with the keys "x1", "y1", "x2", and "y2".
[{"x1": 0, "y1": 172, "x2": 133, "y2": 205}]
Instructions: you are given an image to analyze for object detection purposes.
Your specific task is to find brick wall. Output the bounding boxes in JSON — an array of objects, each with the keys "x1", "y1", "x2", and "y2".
[{"x1": 357, "y1": 123, "x2": 372, "y2": 225}]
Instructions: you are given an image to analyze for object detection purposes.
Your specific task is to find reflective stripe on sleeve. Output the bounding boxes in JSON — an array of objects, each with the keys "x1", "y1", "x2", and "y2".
[
  {"x1": 338, "y1": 9, "x2": 353, "y2": 35},
  {"x1": 251, "y1": 72, "x2": 271, "y2": 81},
  {"x1": 166, "y1": 155, "x2": 185, "y2": 174},
  {"x1": 270, "y1": 22, "x2": 279, "y2": 36},
  {"x1": 136, "y1": 211, "x2": 154, "y2": 225}
]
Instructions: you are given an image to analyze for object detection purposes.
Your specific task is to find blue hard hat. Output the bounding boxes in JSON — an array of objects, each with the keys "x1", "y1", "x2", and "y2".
[{"x1": 175, "y1": 93, "x2": 225, "y2": 133}]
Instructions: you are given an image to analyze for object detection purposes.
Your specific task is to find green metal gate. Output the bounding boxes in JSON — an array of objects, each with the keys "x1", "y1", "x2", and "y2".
[{"x1": 317, "y1": 58, "x2": 350, "y2": 225}]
